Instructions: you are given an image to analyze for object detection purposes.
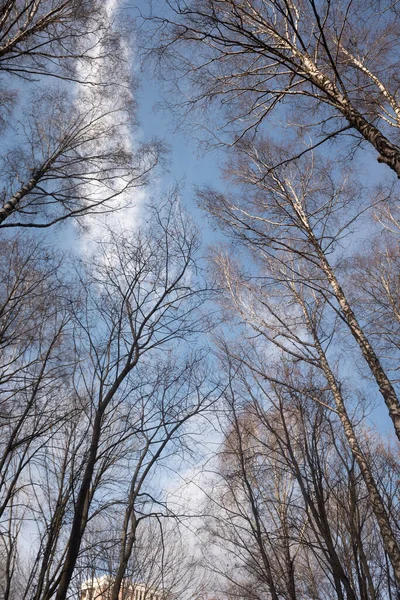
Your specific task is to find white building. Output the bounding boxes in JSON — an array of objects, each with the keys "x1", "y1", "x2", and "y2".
[{"x1": 80, "y1": 575, "x2": 162, "y2": 600}]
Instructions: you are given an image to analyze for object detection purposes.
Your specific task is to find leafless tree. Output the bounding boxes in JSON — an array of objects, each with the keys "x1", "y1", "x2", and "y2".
[
  {"x1": 199, "y1": 348, "x2": 399, "y2": 599},
  {"x1": 149, "y1": 0, "x2": 400, "y2": 177},
  {"x1": 0, "y1": 0, "x2": 162, "y2": 229},
  {"x1": 75, "y1": 511, "x2": 207, "y2": 600},
  {"x1": 0, "y1": 235, "x2": 73, "y2": 521},
  {"x1": 108, "y1": 355, "x2": 217, "y2": 600},
  {"x1": 0, "y1": 193, "x2": 214, "y2": 600},
  {"x1": 200, "y1": 139, "x2": 400, "y2": 440},
  {"x1": 3, "y1": 4, "x2": 400, "y2": 599},
  {"x1": 209, "y1": 231, "x2": 400, "y2": 582},
  {"x1": 0, "y1": 86, "x2": 160, "y2": 228},
  {"x1": 46, "y1": 195, "x2": 210, "y2": 600},
  {"x1": 0, "y1": 1, "x2": 122, "y2": 83},
  {"x1": 343, "y1": 234, "x2": 400, "y2": 384},
  {"x1": 145, "y1": 4, "x2": 400, "y2": 592},
  {"x1": 188, "y1": 141, "x2": 400, "y2": 579}
]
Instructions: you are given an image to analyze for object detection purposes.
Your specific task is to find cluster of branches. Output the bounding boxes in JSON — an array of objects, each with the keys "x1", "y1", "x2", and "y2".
[
  {"x1": 0, "y1": 0, "x2": 163, "y2": 229},
  {"x1": 0, "y1": 195, "x2": 216, "y2": 600},
  {"x1": 146, "y1": 2, "x2": 400, "y2": 599},
  {"x1": 0, "y1": 3, "x2": 215, "y2": 600},
  {"x1": 202, "y1": 363, "x2": 399, "y2": 600}
]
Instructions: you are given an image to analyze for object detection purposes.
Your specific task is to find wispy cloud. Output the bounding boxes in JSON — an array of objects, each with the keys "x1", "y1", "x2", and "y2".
[{"x1": 74, "y1": 0, "x2": 151, "y2": 253}]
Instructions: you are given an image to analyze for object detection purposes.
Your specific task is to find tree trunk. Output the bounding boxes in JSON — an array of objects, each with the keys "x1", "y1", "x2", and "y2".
[
  {"x1": 300, "y1": 298, "x2": 400, "y2": 585},
  {"x1": 294, "y1": 204, "x2": 400, "y2": 444}
]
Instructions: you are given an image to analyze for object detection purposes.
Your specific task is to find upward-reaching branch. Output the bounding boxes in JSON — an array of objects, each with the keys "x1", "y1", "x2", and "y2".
[{"x1": 150, "y1": 0, "x2": 400, "y2": 175}]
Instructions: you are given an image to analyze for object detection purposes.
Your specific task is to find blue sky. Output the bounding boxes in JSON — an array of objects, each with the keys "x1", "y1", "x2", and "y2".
[{"x1": 136, "y1": 63, "x2": 224, "y2": 245}]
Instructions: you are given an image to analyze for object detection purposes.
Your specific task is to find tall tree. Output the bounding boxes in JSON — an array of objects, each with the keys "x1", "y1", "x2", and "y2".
[
  {"x1": 0, "y1": 0, "x2": 162, "y2": 229},
  {"x1": 201, "y1": 349, "x2": 398, "y2": 599},
  {"x1": 150, "y1": 0, "x2": 400, "y2": 176},
  {"x1": 52, "y1": 196, "x2": 210, "y2": 600}
]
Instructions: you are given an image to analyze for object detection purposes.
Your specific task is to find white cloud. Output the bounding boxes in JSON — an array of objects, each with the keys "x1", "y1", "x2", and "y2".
[{"x1": 74, "y1": 0, "x2": 149, "y2": 254}]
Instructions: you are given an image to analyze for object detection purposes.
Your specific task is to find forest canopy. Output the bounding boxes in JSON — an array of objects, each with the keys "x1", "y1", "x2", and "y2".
[{"x1": 0, "y1": 2, "x2": 400, "y2": 600}]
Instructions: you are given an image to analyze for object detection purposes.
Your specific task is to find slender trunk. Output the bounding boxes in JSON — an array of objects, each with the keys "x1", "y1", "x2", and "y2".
[
  {"x1": 110, "y1": 514, "x2": 137, "y2": 600},
  {"x1": 348, "y1": 471, "x2": 370, "y2": 600},
  {"x1": 33, "y1": 446, "x2": 71, "y2": 600},
  {"x1": 282, "y1": 520, "x2": 297, "y2": 600},
  {"x1": 53, "y1": 347, "x2": 139, "y2": 600},
  {"x1": 358, "y1": 538, "x2": 377, "y2": 600},
  {"x1": 315, "y1": 241, "x2": 400, "y2": 442},
  {"x1": 53, "y1": 410, "x2": 103, "y2": 600},
  {"x1": 294, "y1": 205, "x2": 400, "y2": 443},
  {"x1": 109, "y1": 415, "x2": 195, "y2": 600},
  {"x1": 293, "y1": 47, "x2": 400, "y2": 177},
  {"x1": 0, "y1": 152, "x2": 59, "y2": 225},
  {"x1": 277, "y1": 409, "x2": 354, "y2": 600},
  {"x1": 299, "y1": 295, "x2": 400, "y2": 584},
  {"x1": 233, "y1": 411, "x2": 281, "y2": 600}
]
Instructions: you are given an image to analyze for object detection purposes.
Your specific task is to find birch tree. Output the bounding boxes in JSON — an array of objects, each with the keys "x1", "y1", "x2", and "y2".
[
  {"x1": 201, "y1": 346, "x2": 399, "y2": 599},
  {"x1": 150, "y1": 0, "x2": 400, "y2": 177},
  {"x1": 0, "y1": 0, "x2": 161, "y2": 229}
]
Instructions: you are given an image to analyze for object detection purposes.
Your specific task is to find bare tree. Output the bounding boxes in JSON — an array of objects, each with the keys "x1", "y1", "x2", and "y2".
[
  {"x1": 48, "y1": 195, "x2": 210, "y2": 600},
  {"x1": 200, "y1": 347, "x2": 398, "y2": 599},
  {"x1": 146, "y1": 4, "x2": 400, "y2": 591},
  {"x1": 209, "y1": 234, "x2": 400, "y2": 583},
  {"x1": 343, "y1": 234, "x2": 400, "y2": 382},
  {"x1": 0, "y1": 86, "x2": 160, "y2": 228},
  {"x1": 75, "y1": 518, "x2": 205, "y2": 600},
  {"x1": 0, "y1": 0, "x2": 162, "y2": 230},
  {"x1": 0, "y1": 235, "x2": 74, "y2": 521},
  {"x1": 197, "y1": 141, "x2": 400, "y2": 445},
  {"x1": 149, "y1": 0, "x2": 400, "y2": 177},
  {"x1": 0, "y1": 1, "x2": 121, "y2": 83},
  {"x1": 0, "y1": 192, "x2": 213, "y2": 600},
  {"x1": 108, "y1": 355, "x2": 217, "y2": 600}
]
